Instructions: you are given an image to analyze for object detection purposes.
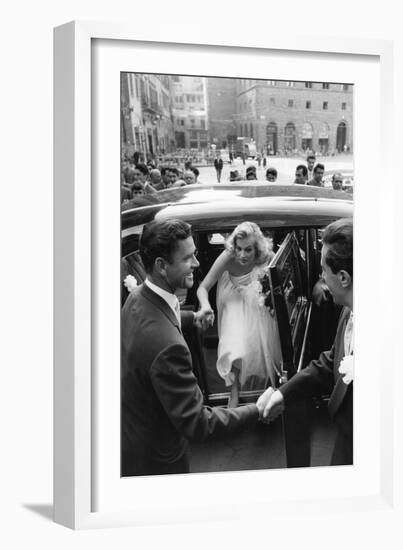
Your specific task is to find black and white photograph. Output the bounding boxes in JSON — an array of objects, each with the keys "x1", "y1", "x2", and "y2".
[{"x1": 120, "y1": 73, "x2": 354, "y2": 477}]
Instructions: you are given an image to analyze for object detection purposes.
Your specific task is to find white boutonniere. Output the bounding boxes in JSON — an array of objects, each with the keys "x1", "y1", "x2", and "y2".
[
  {"x1": 123, "y1": 275, "x2": 138, "y2": 292},
  {"x1": 339, "y1": 355, "x2": 354, "y2": 385}
]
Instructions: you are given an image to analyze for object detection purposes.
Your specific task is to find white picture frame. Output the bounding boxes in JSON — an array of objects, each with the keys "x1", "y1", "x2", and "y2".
[{"x1": 54, "y1": 21, "x2": 396, "y2": 530}]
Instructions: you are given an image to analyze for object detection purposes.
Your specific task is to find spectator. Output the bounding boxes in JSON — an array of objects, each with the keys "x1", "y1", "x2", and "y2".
[
  {"x1": 135, "y1": 163, "x2": 156, "y2": 194},
  {"x1": 190, "y1": 166, "x2": 201, "y2": 183},
  {"x1": 149, "y1": 169, "x2": 162, "y2": 188},
  {"x1": 229, "y1": 170, "x2": 242, "y2": 182},
  {"x1": 265, "y1": 167, "x2": 278, "y2": 182},
  {"x1": 307, "y1": 163, "x2": 325, "y2": 187},
  {"x1": 184, "y1": 170, "x2": 196, "y2": 185},
  {"x1": 131, "y1": 182, "x2": 145, "y2": 197},
  {"x1": 306, "y1": 154, "x2": 316, "y2": 180},
  {"x1": 294, "y1": 164, "x2": 308, "y2": 184},
  {"x1": 214, "y1": 153, "x2": 224, "y2": 182},
  {"x1": 331, "y1": 173, "x2": 343, "y2": 191},
  {"x1": 160, "y1": 166, "x2": 178, "y2": 189},
  {"x1": 246, "y1": 166, "x2": 257, "y2": 181}
]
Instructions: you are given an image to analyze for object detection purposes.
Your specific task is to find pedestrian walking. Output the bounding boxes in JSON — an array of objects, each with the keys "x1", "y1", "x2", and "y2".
[{"x1": 214, "y1": 154, "x2": 224, "y2": 183}]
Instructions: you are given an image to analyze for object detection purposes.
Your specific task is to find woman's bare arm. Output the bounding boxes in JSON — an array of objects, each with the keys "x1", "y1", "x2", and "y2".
[{"x1": 197, "y1": 249, "x2": 232, "y2": 313}]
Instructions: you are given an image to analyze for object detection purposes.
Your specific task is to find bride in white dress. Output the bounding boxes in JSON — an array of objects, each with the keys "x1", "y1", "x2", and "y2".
[{"x1": 197, "y1": 222, "x2": 282, "y2": 407}]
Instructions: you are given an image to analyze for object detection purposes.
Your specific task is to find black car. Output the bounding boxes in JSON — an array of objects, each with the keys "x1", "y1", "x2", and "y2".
[{"x1": 121, "y1": 183, "x2": 353, "y2": 468}]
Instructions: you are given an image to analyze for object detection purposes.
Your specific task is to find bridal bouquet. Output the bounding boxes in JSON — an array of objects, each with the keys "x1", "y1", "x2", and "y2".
[{"x1": 257, "y1": 266, "x2": 274, "y2": 313}]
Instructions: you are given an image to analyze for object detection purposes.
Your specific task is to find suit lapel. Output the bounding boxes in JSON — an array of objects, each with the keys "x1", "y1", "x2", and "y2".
[
  {"x1": 328, "y1": 309, "x2": 352, "y2": 417},
  {"x1": 140, "y1": 284, "x2": 182, "y2": 333}
]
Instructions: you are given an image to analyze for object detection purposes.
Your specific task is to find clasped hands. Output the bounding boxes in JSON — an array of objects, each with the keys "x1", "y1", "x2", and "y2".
[
  {"x1": 256, "y1": 387, "x2": 285, "y2": 424},
  {"x1": 193, "y1": 306, "x2": 215, "y2": 331}
]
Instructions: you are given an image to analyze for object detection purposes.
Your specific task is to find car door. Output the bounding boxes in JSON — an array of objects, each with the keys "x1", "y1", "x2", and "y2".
[{"x1": 268, "y1": 231, "x2": 314, "y2": 467}]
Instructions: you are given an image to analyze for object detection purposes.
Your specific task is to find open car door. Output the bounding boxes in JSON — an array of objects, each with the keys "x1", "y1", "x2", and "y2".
[{"x1": 268, "y1": 231, "x2": 314, "y2": 467}]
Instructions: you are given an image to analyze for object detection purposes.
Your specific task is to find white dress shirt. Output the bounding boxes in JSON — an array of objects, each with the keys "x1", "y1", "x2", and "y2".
[
  {"x1": 344, "y1": 310, "x2": 354, "y2": 355},
  {"x1": 145, "y1": 279, "x2": 181, "y2": 327}
]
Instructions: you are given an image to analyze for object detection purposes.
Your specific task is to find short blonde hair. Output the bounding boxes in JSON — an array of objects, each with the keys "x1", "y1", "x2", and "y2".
[{"x1": 225, "y1": 221, "x2": 270, "y2": 265}]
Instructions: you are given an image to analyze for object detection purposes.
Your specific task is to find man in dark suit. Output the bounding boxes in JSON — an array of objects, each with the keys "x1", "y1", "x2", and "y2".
[
  {"x1": 257, "y1": 218, "x2": 353, "y2": 465},
  {"x1": 121, "y1": 219, "x2": 258, "y2": 476}
]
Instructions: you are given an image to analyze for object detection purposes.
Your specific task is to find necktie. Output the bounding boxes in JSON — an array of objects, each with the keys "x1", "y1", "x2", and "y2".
[
  {"x1": 344, "y1": 311, "x2": 354, "y2": 355},
  {"x1": 174, "y1": 299, "x2": 181, "y2": 328}
]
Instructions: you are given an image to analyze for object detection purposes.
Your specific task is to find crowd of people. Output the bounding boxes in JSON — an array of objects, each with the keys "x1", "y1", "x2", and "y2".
[
  {"x1": 121, "y1": 152, "x2": 352, "y2": 204},
  {"x1": 121, "y1": 216, "x2": 354, "y2": 476}
]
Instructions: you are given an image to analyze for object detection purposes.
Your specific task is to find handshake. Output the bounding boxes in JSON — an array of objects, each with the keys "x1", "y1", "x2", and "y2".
[{"x1": 256, "y1": 387, "x2": 285, "y2": 423}]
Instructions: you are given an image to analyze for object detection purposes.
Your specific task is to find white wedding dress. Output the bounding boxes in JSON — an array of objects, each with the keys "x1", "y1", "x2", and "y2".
[{"x1": 216, "y1": 266, "x2": 282, "y2": 391}]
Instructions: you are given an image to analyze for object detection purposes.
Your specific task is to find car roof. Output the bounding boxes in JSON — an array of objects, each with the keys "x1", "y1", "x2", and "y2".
[{"x1": 122, "y1": 183, "x2": 353, "y2": 236}]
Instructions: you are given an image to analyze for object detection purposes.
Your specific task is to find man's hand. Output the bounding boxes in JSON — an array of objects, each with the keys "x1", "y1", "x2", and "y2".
[
  {"x1": 257, "y1": 389, "x2": 285, "y2": 423},
  {"x1": 256, "y1": 387, "x2": 274, "y2": 416},
  {"x1": 339, "y1": 355, "x2": 354, "y2": 385},
  {"x1": 193, "y1": 307, "x2": 215, "y2": 331},
  {"x1": 312, "y1": 278, "x2": 330, "y2": 307}
]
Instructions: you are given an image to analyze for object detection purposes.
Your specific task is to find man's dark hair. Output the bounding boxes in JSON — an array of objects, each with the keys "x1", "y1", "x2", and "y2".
[
  {"x1": 190, "y1": 166, "x2": 199, "y2": 177},
  {"x1": 166, "y1": 166, "x2": 179, "y2": 176},
  {"x1": 307, "y1": 154, "x2": 316, "y2": 162},
  {"x1": 140, "y1": 219, "x2": 192, "y2": 273},
  {"x1": 135, "y1": 163, "x2": 149, "y2": 177},
  {"x1": 313, "y1": 163, "x2": 325, "y2": 173},
  {"x1": 322, "y1": 218, "x2": 353, "y2": 278},
  {"x1": 296, "y1": 164, "x2": 308, "y2": 177},
  {"x1": 266, "y1": 167, "x2": 278, "y2": 178}
]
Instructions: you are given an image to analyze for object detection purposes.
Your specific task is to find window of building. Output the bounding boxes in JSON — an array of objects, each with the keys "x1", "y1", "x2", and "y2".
[
  {"x1": 135, "y1": 77, "x2": 139, "y2": 98},
  {"x1": 288, "y1": 99, "x2": 294, "y2": 108},
  {"x1": 342, "y1": 84, "x2": 349, "y2": 91},
  {"x1": 268, "y1": 80, "x2": 276, "y2": 86},
  {"x1": 190, "y1": 119, "x2": 195, "y2": 127},
  {"x1": 270, "y1": 97, "x2": 275, "y2": 105},
  {"x1": 306, "y1": 101, "x2": 311, "y2": 109},
  {"x1": 323, "y1": 101, "x2": 328, "y2": 110},
  {"x1": 305, "y1": 82, "x2": 312, "y2": 88},
  {"x1": 342, "y1": 102, "x2": 347, "y2": 110},
  {"x1": 322, "y1": 83, "x2": 329, "y2": 89},
  {"x1": 286, "y1": 81, "x2": 295, "y2": 87},
  {"x1": 180, "y1": 120, "x2": 184, "y2": 126},
  {"x1": 201, "y1": 120, "x2": 205, "y2": 129}
]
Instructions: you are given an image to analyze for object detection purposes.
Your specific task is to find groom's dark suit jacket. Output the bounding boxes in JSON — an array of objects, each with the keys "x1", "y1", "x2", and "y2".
[
  {"x1": 280, "y1": 307, "x2": 353, "y2": 465},
  {"x1": 121, "y1": 283, "x2": 258, "y2": 476}
]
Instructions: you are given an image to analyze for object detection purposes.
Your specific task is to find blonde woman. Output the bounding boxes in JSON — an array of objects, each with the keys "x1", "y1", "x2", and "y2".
[{"x1": 197, "y1": 222, "x2": 281, "y2": 407}]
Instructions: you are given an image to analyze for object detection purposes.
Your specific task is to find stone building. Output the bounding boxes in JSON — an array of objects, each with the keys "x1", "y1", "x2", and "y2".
[
  {"x1": 235, "y1": 79, "x2": 353, "y2": 155},
  {"x1": 171, "y1": 76, "x2": 209, "y2": 150},
  {"x1": 206, "y1": 77, "x2": 237, "y2": 150},
  {"x1": 120, "y1": 73, "x2": 175, "y2": 160}
]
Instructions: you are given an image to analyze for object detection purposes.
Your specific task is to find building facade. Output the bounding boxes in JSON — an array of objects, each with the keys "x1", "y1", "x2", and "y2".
[
  {"x1": 121, "y1": 73, "x2": 176, "y2": 160},
  {"x1": 206, "y1": 77, "x2": 237, "y2": 150},
  {"x1": 235, "y1": 79, "x2": 353, "y2": 155},
  {"x1": 171, "y1": 76, "x2": 209, "y2": 150}
]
